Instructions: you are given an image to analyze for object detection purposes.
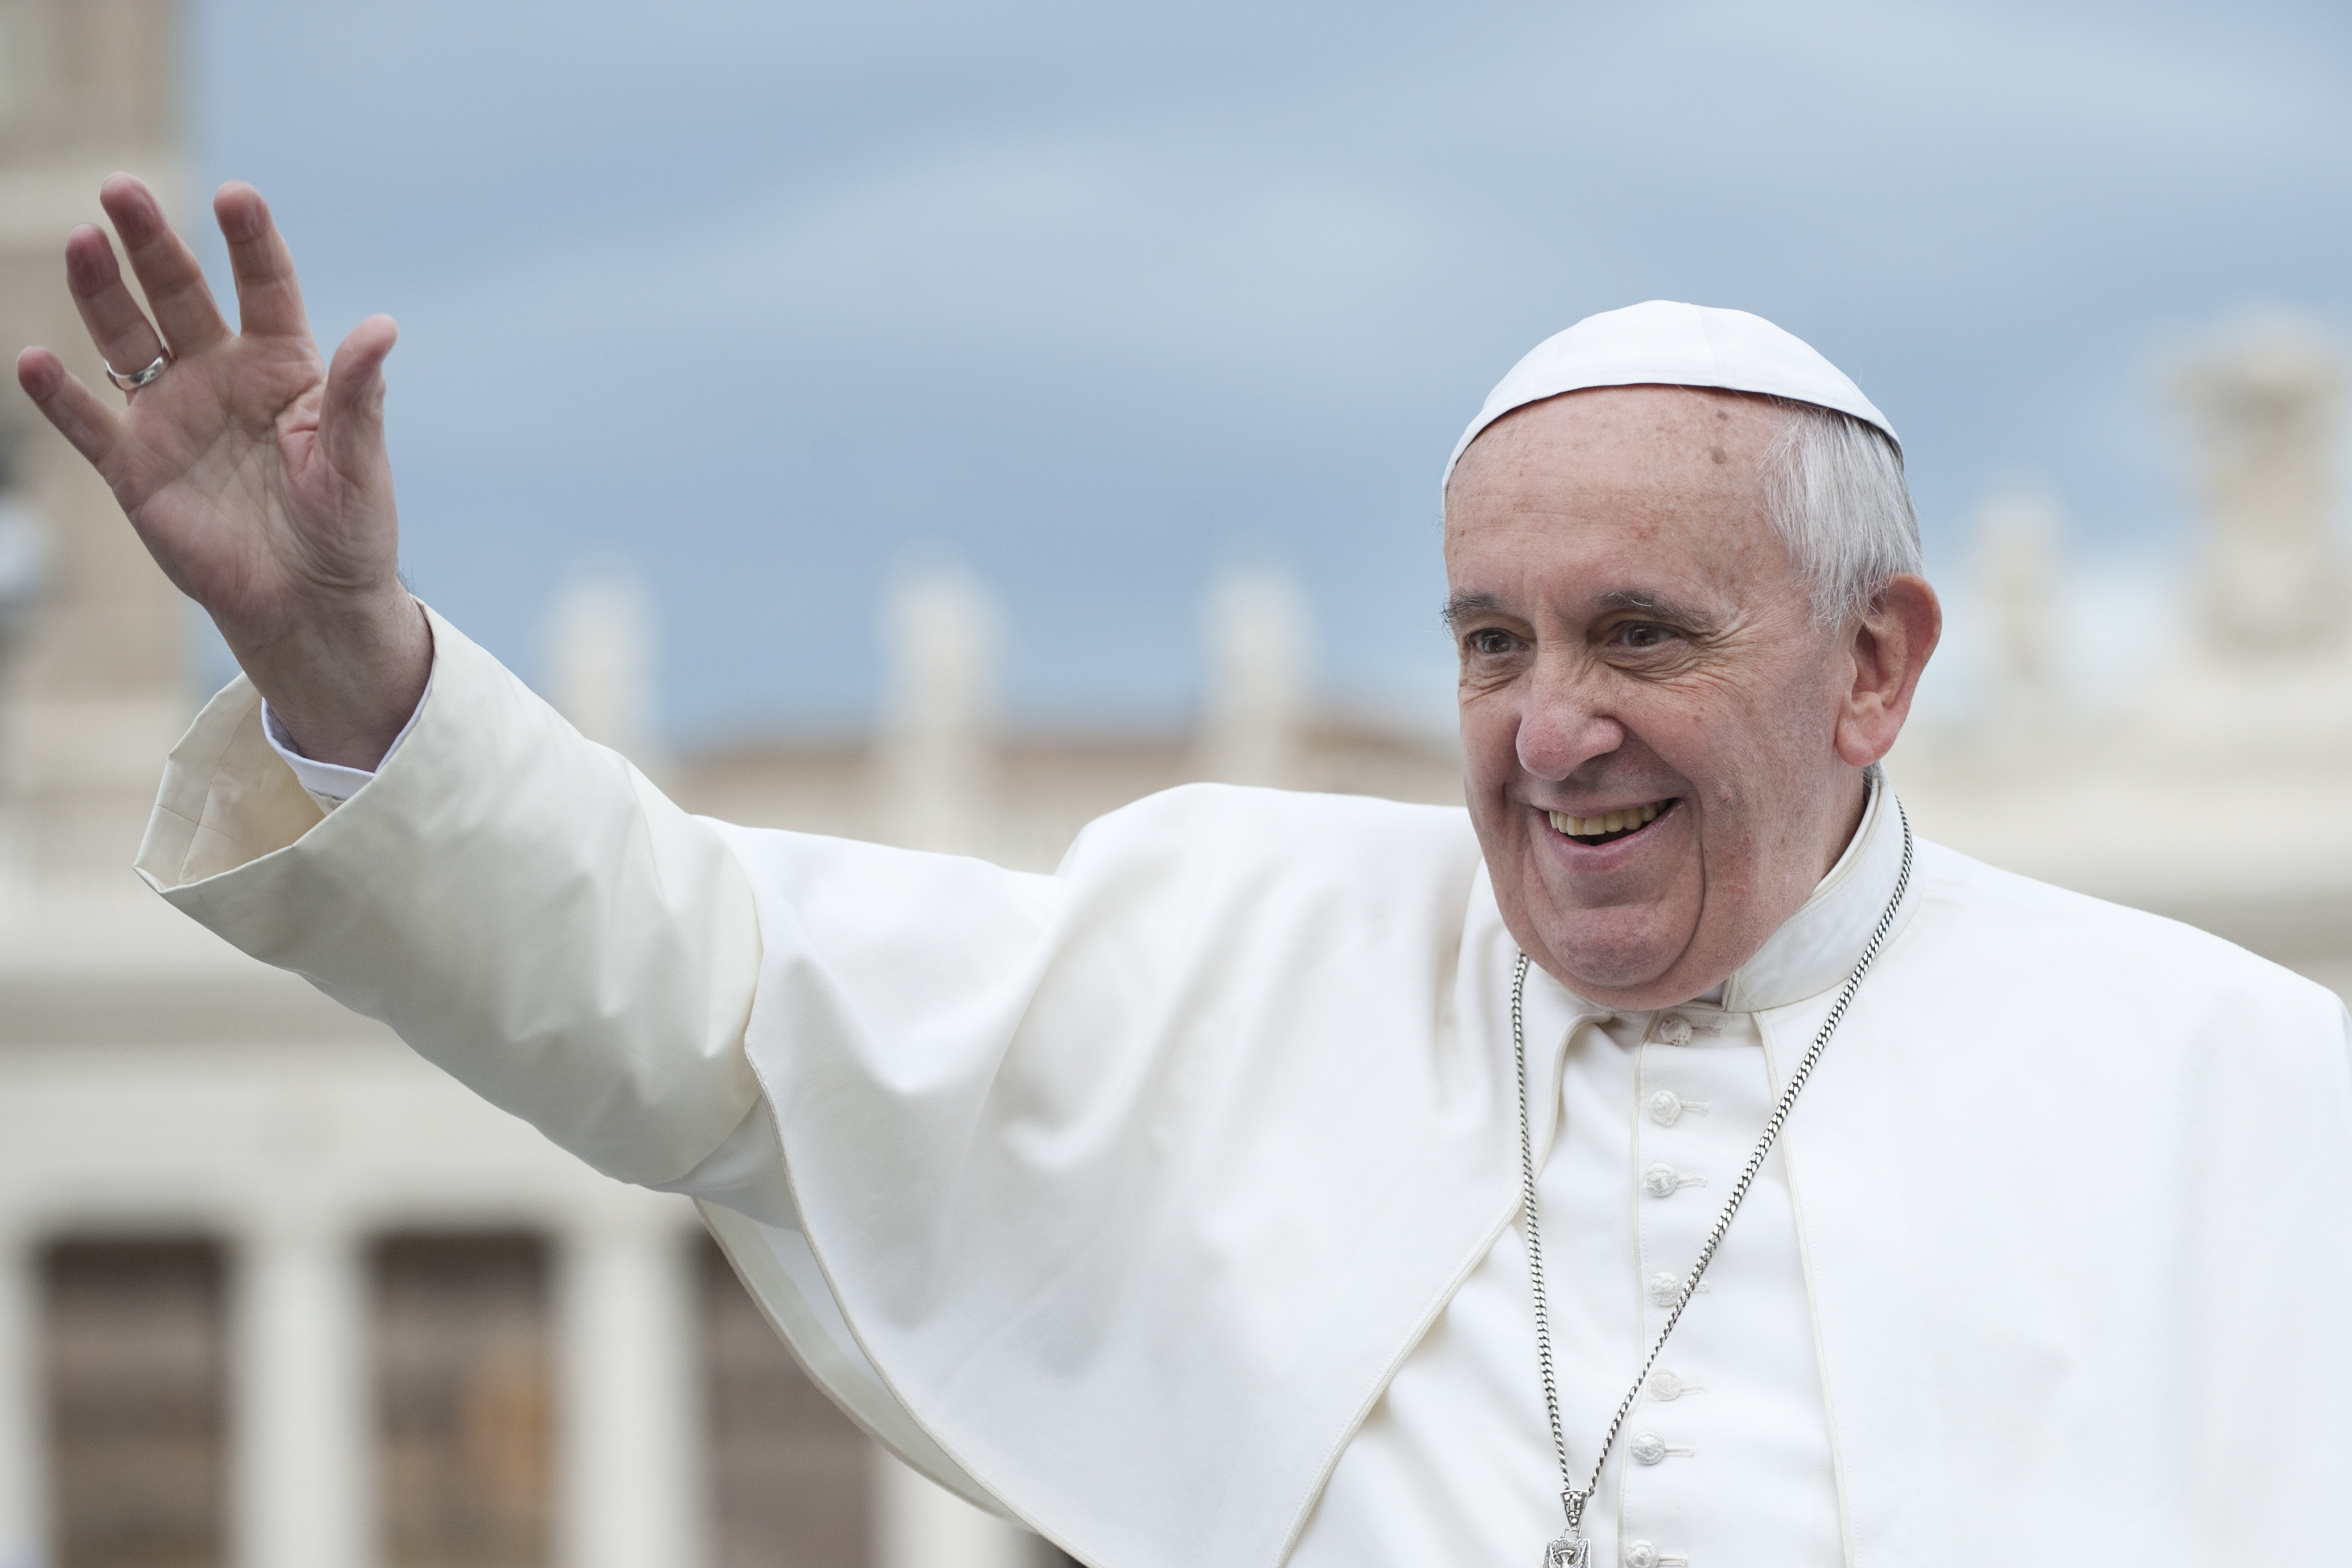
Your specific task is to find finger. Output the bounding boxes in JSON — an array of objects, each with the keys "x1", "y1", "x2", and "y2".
[
  {"x1": 63, "y1": 225, "x2": 169, "y2": 393},
  {"x1": 213, "y1": 182, "x2": 313, "y2": 344},
  {"x1": 320, "y1": 315, "x2": 399, "y2": 480},
  {"x1": 99, "y1": 173, "x2": 230, "y2": 358},
  {"x1": 17, "y1": 347, "x2": 124, "y2": 467}
]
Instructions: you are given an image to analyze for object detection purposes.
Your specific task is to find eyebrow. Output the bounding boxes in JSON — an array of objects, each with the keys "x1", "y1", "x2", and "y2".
[
  {"x1": 1441, "y1": 586, "x2": 1723, "y2": 634},
  {"x1": 1591, "y1": 588, "x2": 1718, "y2": 631},
  {"x1": 1440, "y1": 591, "x2": 1505, "y2": 629}
]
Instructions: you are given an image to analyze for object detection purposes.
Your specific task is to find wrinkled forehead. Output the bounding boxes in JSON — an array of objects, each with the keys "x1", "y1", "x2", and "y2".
[
  {"x1": 1443, "y1": 385, "x2": 1783, "y2": 522},
  {"x1": 1439, "y1": 386, "x2": 1810, "y2": 609}
]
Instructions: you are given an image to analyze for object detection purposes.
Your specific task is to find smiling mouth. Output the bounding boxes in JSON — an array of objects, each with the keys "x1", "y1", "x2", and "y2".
[{"x1": 1547, "y1": 799, "x2": 1676, "y2": 847}]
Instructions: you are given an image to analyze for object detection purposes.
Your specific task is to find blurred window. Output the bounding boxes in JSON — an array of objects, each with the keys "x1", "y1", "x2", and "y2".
[
  {"x1": 374, "y1": 1233, "x2": 551, "y2": 1568},
  {"x1": 43, "y1": 1237, "x2": 229, "y2": 1568}
]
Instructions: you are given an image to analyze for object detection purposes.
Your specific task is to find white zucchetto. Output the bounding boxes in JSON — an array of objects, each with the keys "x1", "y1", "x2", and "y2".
[{"x1": 1445, "y1": 300, "x2": 1899, "y2": 490}]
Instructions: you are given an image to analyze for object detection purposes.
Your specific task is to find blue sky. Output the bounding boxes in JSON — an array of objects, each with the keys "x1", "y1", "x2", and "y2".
[{"x1": 187, "y1": 0, "x2": 2351, "y2": 742}]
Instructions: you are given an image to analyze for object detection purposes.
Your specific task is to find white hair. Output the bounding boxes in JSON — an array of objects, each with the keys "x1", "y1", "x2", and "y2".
[{"x1": 1763, "y1": 398, "x2": 1923, "y2": 626}]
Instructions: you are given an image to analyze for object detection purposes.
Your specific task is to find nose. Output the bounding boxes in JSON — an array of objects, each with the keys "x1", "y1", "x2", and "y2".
[{"x1": 1515, "y1": 659, "x2": 1625, "y2": 781}]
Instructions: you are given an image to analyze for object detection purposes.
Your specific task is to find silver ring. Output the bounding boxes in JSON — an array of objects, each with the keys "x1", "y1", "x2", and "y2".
[{"x1": 104, "y1": 352, "x2": 170, "y2": 392}]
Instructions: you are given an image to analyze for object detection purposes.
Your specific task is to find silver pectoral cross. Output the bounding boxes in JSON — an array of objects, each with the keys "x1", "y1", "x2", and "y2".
[{"x1": 1544, "y1": 1486, "x2": 1591, "y2": 1567}]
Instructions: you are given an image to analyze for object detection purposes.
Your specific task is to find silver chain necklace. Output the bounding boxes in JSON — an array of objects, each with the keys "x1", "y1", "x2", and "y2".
[{"x1": 1513, "y1": 802, "x2": 1913, "y2": 1568}]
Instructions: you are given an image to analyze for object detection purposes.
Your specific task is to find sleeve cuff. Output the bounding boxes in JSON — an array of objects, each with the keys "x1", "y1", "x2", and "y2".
[{"x1": 260, "y1": 662, "x2": 435, "y2": 812}]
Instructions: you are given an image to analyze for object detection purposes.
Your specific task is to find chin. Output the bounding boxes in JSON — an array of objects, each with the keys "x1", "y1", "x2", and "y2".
[
  {"x1": 1529, "y1": 912, "x2": 1685, "y2": 998},
  {"x1": 1516, "y1": 867, "x2": 1695, "y2": 990}
]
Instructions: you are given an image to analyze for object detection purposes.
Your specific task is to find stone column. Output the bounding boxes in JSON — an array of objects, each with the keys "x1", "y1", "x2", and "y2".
[
  {"x1": 0, "y1": 1231, "x2": 44, "y2": 1568},
  {"x1": 1193, "y1": 563, "x2": 1311, "y2": 789},
  {"x1": 2173, "y1": 315, "x2": 2347, "y2": 656},
  {"x1": 556, "y1": 1211, "x2": 706, "y2": 1568},
  {"x1": 545, "y1": 564, "x2": 666, "y2": 781},
  {"x1": 876, "y1": 565, "x2": 1001, "y2": 856},
  {"x1": 875, "y1": 1451, "x2": 1037, "y2": 1568},
  {"x1": 231, "y1": 1220, "x2": 371, "y2": 1568}
]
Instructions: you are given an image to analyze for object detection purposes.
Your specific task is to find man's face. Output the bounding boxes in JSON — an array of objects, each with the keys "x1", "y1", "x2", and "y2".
[{"x1": 1444, "y1": 385, "x2": 1870, "y2": 1009}]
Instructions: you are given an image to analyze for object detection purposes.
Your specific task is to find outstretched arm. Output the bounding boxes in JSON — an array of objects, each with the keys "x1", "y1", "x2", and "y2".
[
  {"x1": 23, "y1": 176, "x2": 773, "y2": 1195},
  {"x1": 16, "y1": 174, "x2": 426, "y2": 768}
]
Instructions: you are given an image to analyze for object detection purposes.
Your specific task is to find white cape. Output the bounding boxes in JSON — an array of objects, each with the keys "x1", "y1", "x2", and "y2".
[{"x1": 139, "y1": 611, "x2": 2352, "y2": 1566}]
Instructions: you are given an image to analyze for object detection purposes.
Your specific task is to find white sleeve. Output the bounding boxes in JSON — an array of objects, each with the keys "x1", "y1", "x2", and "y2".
[
  {"x1": 134, "y1": 603, "x2": 779, "y2": 1205},
  {"x1": 259, "y1": 664, "x2": 434, "y2": 813},
  {"x1": 135, "y1": 603, "x2": 1017, "y2": 1514}
]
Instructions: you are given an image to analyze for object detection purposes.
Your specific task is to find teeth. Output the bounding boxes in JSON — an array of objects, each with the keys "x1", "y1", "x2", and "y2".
[{"x1": 1548, "y1": 802, "x2": 1669, "y2": 839}]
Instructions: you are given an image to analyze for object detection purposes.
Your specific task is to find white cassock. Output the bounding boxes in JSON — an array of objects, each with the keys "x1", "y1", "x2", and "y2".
[{"x1": 137, "y1": 608, "x2": 2352, "y2": 1568}]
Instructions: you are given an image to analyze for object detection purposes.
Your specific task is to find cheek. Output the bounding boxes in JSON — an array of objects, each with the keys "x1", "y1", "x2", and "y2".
[
  {"x1": 1655, "y1": 646, "x2": 1830, "y2": 769},
  {"x1": 1456, "y1": 691, "x2": 1524, "y2": 798}
]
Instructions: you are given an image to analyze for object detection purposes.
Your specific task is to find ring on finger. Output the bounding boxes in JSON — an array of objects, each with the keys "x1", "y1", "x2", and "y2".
[{"x1": 104, "y1": 352, "x2": 171, "y2": 392}]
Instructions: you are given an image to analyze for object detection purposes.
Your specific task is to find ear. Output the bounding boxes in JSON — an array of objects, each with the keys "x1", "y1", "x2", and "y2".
[{"x1": 1834, "y1": 575, "x2": 1942, "y2": 768}]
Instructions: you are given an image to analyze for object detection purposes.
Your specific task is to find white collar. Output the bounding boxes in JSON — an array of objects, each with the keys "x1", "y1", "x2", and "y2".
[{"x1": 1721, "y1": 769, "x2": 1914, "y2": 1014}]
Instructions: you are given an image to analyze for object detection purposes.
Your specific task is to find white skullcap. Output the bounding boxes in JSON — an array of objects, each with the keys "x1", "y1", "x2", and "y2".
[{"x1": 1443, "y1": 300, "x2": 1899, "y2": 491}]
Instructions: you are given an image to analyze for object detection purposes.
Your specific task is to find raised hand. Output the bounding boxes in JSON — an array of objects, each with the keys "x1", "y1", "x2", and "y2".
[{"x1": 16, "y1": 175, "x2": 430, "y2": 769}]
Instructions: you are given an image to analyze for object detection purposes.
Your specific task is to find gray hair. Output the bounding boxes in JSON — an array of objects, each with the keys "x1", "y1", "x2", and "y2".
[{"x1": 1763, "y1": 399, "x2": 1923, "y2": 626}]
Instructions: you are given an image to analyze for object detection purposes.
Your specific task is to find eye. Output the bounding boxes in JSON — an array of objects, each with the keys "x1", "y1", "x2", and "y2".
[
  {"x1": 1615, "y1": 622, "x2": 1673, "y2": 649},
  {"x1": 1465, "y1": 627, "x2": 1523, "y2": 656}
]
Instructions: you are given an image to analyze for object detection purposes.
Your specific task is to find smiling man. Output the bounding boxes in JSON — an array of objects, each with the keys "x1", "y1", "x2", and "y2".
[
  {"x1": 1445, "y1": 379, "x2": 1934, "y2": 1011},
  {"x1": 21, "y1": 177, "x2": 2352, "y2": 1568}
]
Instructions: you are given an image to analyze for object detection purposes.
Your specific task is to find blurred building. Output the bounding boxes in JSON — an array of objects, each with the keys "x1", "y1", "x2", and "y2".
[
  {"x1": 1889, "y1": 312, "x2": 2352, "y2": 1004},
  {"x1": 680, "y1": 561, "x2": 1459, "y2": 872}
]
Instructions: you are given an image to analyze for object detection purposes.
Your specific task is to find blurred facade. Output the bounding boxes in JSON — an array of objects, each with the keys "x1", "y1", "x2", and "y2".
[
  {"x1": 1889, "y1": 313, "x2": 2352, "y2": 1005},
  {"x1": 0, "y1": 7, "x2": 2346, "y2": 1568}
]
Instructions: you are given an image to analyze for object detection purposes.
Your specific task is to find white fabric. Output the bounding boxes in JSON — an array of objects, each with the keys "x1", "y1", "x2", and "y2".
[
  {"x1": 1301, "y1": 1002, "x2": 1843, "y2": 1568},
  {"x1": 1444, "y1": 301, "x2": 1901, "y2": 490},
  {"x1": 137, "y1": 611, "x2": 2352, "y2": 1568},
  {"x1": 240, "y1": 632, "x2": 1855, "y2": 1563},
  {"x1": 260, "y1": 673, "x2": 430, "y2": 812}
]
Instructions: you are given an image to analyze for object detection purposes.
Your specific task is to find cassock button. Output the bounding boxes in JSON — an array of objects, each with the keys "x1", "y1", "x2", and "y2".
[
  {"x1": 1642, "y1": 1163, "x2": 1681, "y2": 1198},
  {"x1": 1630, "y1": 1432, "x2": 1668, "y2": 1465},
  {"x1": 1646, "y1": 1271, "x2": 1682, "y2": 1307},
  {"x1": 1649, "y1": 1370, "x2": 1684, "y2": 1401},
  {"x1": 1647, "y1": 1090, "x2": 1686, "y2": 1125},
  {"x1": 1624, "y1": 1542, "x2": 1660, "y2": 1568},
  {"x1": 1657, "y1": 1015, "x2": 1694, "y2": 1047}
]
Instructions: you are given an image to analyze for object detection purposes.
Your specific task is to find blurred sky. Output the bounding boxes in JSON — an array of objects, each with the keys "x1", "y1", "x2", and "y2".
[{"x1": 184, "y1": 0, "x2": 2352, "y2": 743}]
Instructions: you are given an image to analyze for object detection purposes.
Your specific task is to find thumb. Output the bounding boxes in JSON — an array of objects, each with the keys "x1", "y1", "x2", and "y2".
[{"x1": 320, "y1": 313, "x2": 398, "y2": 480}]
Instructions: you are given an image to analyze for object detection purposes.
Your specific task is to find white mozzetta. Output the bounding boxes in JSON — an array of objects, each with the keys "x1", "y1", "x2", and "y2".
[
  {"x1": 137, "y1": 611, "x2": 2352, "y2": 1568},
  {"x1": 136, "y1": 608, "x2": 763, "y2": 1192}
]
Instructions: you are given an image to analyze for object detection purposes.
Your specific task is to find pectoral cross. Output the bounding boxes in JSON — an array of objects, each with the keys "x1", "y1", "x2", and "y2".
[{"x1": 1544, "y1": 1486, "x2": 1591, "y2": 1567}]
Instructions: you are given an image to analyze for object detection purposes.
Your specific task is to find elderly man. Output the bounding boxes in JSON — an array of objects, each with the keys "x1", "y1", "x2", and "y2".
[{"x1": 19, "y1": 177, "x2": 2352, "y2": 1568}]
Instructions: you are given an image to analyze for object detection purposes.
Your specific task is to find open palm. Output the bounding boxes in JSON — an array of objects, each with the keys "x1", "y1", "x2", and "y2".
[{"x1": 18, "y1": 176, "x2": 428, "y2": 766}]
